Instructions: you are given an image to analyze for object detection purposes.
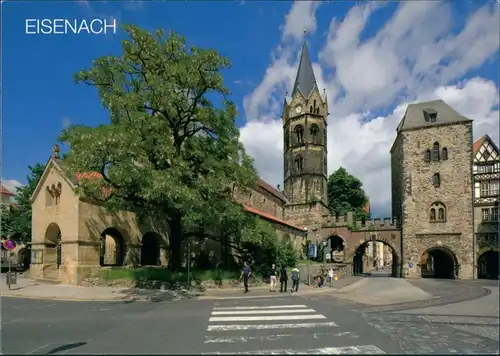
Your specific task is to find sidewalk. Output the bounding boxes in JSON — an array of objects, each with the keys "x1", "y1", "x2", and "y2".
[
  {"x1": 0, "y1": 274, "x2": 364, "y2": 302},
  {"x1": 0, "y1": 276, "x2": 183, "y2": 302}
]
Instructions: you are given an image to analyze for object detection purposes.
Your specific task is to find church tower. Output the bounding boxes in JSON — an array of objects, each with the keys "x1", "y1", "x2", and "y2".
[{"x1": 283, "y1": 39, "x2": 328, "y2": 206}]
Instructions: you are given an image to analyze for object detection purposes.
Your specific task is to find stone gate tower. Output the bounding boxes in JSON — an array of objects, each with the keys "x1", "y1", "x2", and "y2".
[{"x1": 282, "y1": 40, "x2": 328, "y2": 206}]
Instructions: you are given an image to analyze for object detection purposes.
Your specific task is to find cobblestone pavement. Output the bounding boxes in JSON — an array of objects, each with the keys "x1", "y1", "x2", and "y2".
[
  {"x1": 361, "y1": 312, "x2": 499, "y2": 354},
  {"x1": 303, "y1": 281, "x2": 499, "y2": 354}
]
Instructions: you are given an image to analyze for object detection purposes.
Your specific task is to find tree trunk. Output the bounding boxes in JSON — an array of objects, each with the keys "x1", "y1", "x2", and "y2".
[{"x1": 167, "y1": 215, "x2": 183, "y2": 271}]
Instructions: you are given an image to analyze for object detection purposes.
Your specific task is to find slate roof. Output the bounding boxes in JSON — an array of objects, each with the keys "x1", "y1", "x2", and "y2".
[
  {"x1": 292, "y1": 41, "x2": 317, "y2": 99},
  {"x1": 256, "y1": 178, "x2": 287, "y2": 203},
  {"x1": 396, "y1": 99, "x2": 472, "y2": 132}
]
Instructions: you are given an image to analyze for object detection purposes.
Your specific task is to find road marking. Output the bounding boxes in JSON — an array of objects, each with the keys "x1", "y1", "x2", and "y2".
[
  {"x1": 207, "y1": 321, "x2": 338, "y2": 331},
  {"x1": 213, "y1": 305, "x2": 308, "y2": 311},
  {"x1": 204, "y1": 331, "x2": 357, "y2": 343},
  {"x1": 212, "y1": 308, "x2": 316, "y2": 315},
  {"x1": 209, "y1": 314, "x2": 326, "y2": 322},
  {"x1": 203, "y1": 344, "x2": 385, "y2": 354}
]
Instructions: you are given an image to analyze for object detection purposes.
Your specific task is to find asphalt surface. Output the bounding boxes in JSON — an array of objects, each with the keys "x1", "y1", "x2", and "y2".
[{"x1": 1, "y1": 275, "x2": 499, "y2": 354}]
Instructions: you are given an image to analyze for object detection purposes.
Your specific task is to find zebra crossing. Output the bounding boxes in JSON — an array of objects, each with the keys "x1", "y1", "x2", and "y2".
[{"x1": 203, "y1": 302, "x2": 386, "y2": 354}]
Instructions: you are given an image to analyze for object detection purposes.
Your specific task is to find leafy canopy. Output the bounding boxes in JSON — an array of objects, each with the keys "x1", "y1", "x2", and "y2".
[
  {"x1": 1, "y1": 163, "x2": 45, "y2": 244},
  {"x1": 327, "y1": 167, "x2": 370, "y2": 221},
  {"x1": 58, "y1": 25, "x2": 281, "y2": 269}
]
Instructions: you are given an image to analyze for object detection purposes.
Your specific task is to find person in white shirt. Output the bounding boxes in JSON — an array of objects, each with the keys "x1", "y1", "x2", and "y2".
[{"x1": 328, "y1": 268, "x2": 334, "y2": 284}]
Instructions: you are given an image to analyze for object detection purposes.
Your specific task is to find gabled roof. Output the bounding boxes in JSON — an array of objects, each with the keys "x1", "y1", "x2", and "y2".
[
  {"x1": 473, "y1": 135, "x2": 487, "y2": 154},
  {"x1": 1, "y1": 184, "x2": 14, "y2": 197},
  {"x1": 473, "y1": 134, "x2": 499, "y2": 155},
  {"x1": 473, "y1": 134, "x2": 499, "y2": 164},
  {"x1": 291, "y1": 41, "x2": 317, "y2": 99},
  {"x1": 396, "y1": 99, "x2": 472, "y2": 132},
  {"x1": 30, "y1": 157, "x2": 79, "y2": 203}
]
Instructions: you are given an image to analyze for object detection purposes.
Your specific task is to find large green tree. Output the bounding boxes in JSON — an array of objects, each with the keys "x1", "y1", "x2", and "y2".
[
  {"x1": 1, "y1": 163, "x2": 45, "y2": 244},
  {"x1": 59, "y1": 25, "x2": 280, "y2": 270},
  {"x1": 327, "y1": 167, "x2": 370, "y2": 221}
]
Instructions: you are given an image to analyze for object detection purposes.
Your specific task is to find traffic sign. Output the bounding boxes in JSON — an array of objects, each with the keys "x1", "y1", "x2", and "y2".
[
  {"x1": 2, "y1": 239, "x2": 17, "y2": 251},
  {"x1": 408, "y1": 262, "x2": 413, "y2": 268}
]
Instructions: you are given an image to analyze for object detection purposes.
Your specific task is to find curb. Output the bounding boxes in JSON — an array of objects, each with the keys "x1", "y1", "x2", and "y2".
[
  {"x1": 196, "y1": 287, "x2": 335, "y2": 300},
  {"x1": 1, "y1": 294, "x2": 139, "y2": 302},
  {"x1": 1, "y1": 293, "x2": 181, "y2": 303}
]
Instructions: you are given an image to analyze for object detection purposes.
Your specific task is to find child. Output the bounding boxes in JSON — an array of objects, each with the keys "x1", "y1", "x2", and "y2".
[{"x1": 328, "y1": 268, "x2": 334, "y2": 284}]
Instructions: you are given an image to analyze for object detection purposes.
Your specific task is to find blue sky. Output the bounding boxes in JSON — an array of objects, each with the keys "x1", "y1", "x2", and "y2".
[
  {"x1": 3, "y1": 0, "x2": 285, "y2": 180},
  {"x1": 2, "y1": 1, "x2": 499, "y2": 217}
]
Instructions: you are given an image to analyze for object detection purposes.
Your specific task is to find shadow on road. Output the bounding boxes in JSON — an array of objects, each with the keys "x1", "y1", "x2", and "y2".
[
  {"x1": 47, "y1": 342, "x2": 87, "y2": 355},
  {"x1": 111, "y1": 287, "x2": 203, "y2": 303}
]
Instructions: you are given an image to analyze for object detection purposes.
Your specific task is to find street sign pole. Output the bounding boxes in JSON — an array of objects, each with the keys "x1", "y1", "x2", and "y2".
[
  {"x1": 8, "y1": 257, "x2": 11, "y2": 290},
  {"x1": 187, "y1": 241, "x2": 191, "y2": 290},
  {"x1": 3, "y1": 239, "x2": 17, "y2": 289}
]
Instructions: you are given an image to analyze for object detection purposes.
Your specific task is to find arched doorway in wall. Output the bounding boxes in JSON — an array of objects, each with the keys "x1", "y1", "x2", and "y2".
[
  {"x1": 100, "y1": 228, "x2": 125, "y2": 267},
  {"x1": 327, "y1": 235, "x2": 345, "y2": 263},
  {"x1": 352, "y1": 239, "x2": 399, "y2": 277},
  {"x1": 478, "y1": 250, "x2": 499, "y2": 280},
  {"x1": 141, "y1": 232, "x2": 161, "y2": 266},
  {"x1": 45, "y1": 223, "x2": 62, "y2": 269},
  {"x1": 420, "y1": 246, "x2": 458, "y2": 279}
]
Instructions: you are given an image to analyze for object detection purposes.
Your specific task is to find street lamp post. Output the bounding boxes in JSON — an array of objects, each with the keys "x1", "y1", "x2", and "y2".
[
  {"x1": 304, "y1": 227, "x2": 309, "y2": 285},
  {"x1": 323, "y1": 239, "x2": 328, "y2": 263}
]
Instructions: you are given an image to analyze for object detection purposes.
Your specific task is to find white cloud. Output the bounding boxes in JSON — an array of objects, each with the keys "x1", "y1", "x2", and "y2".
[
  {"x1": 240, "y1": 1, "x2": 500, "y2": 218},
  {"x1": 62, "y1": 117, "x2": 72, "y2": 129},
  {"x1": 281, "y1": 1, "x2": 321, "y2": 41},
  {"x1": 1, "y1": 178, "x2": 23, "y2": 194}
]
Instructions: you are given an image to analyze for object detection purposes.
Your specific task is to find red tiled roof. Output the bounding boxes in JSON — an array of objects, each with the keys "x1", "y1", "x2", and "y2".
[
  {"x1": 1, "y1": 184, "x2": 14, "y2": 196},
  {"x1": 363, "y1": 197, "x2": 370, "y2": 214},
  {"x1": 73, "y1": 171, "x2": 113, "y2": 198},
  {"x1": 242, "y1": 204, "x2": 303, "y2": 231},
  {"x1": 256, "y1": 178, "x2": 286, "y2": 202},
  {"x1": 473, "y1": 135, "x2": 487, "y2": 154},
  {"x1": 75, "y1": 172, "x2": 103, "y2": 181}
]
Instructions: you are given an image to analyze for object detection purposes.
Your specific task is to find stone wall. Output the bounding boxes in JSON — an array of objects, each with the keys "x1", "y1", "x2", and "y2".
[
  {"x1": 233, "y1": 184, "x2": 284, "y2": 219},
  {"x1": 30, "y1": 162, "x2": 81, "y2": 284},
  {"x1": 400, "y1": 122, "x2": 474, "y2": 279},
  {"x1": 284, "y1": 202, "x2": 328, "y2": 242},
  {"x1": 391, "y1": 134, "x2": 404, "y2": 222}
]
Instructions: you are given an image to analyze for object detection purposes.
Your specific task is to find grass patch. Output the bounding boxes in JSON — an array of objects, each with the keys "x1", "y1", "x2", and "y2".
[{"x1": 100, "y1": 267, "x2": 240, "y2": 283}]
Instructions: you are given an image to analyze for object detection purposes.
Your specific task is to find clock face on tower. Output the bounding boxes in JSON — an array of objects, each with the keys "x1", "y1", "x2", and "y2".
[{"x1": 295, "y1": 105, "x2": 303, "y2": 114}]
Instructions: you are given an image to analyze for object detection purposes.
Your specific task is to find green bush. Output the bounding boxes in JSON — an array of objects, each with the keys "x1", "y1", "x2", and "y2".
[
  {"x1": 100, "y1": 267, "x2": 240, "y2": 283},
  {"x1": 242, "y1": 238, "x2": 297, "y2": 278}
]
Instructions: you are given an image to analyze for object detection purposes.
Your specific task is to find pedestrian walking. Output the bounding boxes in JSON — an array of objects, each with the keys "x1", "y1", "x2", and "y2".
[
  {"x1": 269, "y1": 263, "x2": 277, "y2": 292},
  {"x1": 328, "y1": 268, "x2": 334, "y2": 284},
  {"x1": 279, "y1": 264, "x2": 288, "y2": 293},
  {"x1": 240, "y1": 261, "x2": 251, "y2": 293},
  {"x1": 291, "y1": 266, "x2": 300, "y2": 292}
]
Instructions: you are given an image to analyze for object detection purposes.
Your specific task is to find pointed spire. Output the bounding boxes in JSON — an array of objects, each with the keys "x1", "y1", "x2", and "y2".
[{"x1": 292, "y1": 35, "x2": 317, "y2": 99}]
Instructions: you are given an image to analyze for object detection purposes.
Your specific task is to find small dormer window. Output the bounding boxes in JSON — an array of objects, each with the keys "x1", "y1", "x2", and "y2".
[{"x1": 424, "y1": 109, "x2": 438, "y2": 122}]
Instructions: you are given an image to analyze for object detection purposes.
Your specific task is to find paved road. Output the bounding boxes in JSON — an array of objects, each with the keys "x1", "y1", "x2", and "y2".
[
  {"x1": 2, "y1": 279, "x2": 498, "y2": 354},
  {"x1": 1, "y1": 295, "x2": 400, "y2": 354}
]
